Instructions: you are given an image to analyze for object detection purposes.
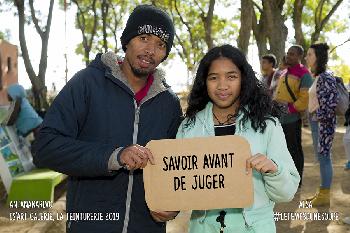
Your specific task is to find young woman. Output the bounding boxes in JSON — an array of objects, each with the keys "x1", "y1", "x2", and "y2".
[
  {"x1": 305, "y1": 43, "x2": 338, "y2": 206},
  {"x1": 176, "y1": 45, "x2": 299, "y2": 233}
]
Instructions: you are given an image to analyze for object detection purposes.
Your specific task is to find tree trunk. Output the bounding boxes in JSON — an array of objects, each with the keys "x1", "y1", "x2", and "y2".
[
  {"x1": 251, "y1": 3, "x2": 268, "y2": 60},
  {"x1": 293, "y1": 0, "x2": 306, "y2": 49},
  {"x1": 101, "y1": 0, "x2": 109, "y2": 53},
  {"x1": 311, "y1": 0, "x2": 343, "y2": 45},
  {"x1": 84, "y1": 49, "x2": 90, "y2": 67},
  {"x1": 263, "y1": 0, "x2": 287, "y2": 64},
  {"x1": 254, "y1": 33, "x2": 268, "y2": 60},
  {"x1": 14, "y1": 0, "x2": 52, "y2": 110},
  {"x1": 72, "y1": 0, "x2": 98, "y2": 67},
  {"x1": 238, "y1": 0, "x2": 253, "y2": 55},
  {"x1": 202, "y1": 0, "x2": 215, "y2": 49}
]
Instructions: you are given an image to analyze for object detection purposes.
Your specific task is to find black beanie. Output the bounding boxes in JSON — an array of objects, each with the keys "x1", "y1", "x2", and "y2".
[{"x1": 120, "y1": 5, "x2": 174, "y2": 61}]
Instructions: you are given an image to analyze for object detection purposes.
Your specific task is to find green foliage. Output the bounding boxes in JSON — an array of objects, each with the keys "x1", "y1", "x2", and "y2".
[
  {"x1": 1, "y1": 29, "x2": 11, "y2": 41},
  {"x1": 151, "y1": 0, "x2": 235, "y2": 74},
  {"x1": 0, "y1": 31, "x2": 5, "y2": 40},
  {"x1": 331, "y1": 62, "x2": 350, "y2": 85},
  {"x1": 61, "y1": 0, "x2": 132, "y2": 63},
  {"x1": 62, "y1": 0, "x2": 347, "y2": 77},
  {"x1": 301, "y1": 0, "x2": 348, "y2": 44}
]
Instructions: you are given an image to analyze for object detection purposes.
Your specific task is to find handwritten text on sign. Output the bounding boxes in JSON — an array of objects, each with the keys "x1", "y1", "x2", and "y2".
[{"x1": 143, "y1": 135, "x2": 253, "y2": 211}]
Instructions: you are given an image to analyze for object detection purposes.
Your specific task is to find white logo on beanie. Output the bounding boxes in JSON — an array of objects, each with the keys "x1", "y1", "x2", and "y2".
[{"x1": 138, "y1": 25, "x2": 170, "y2": 43}]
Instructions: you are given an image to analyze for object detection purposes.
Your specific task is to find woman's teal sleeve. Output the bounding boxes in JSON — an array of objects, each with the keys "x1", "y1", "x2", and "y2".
[{"x1": 263, "y1": 121, "x2": 300, "y2": 202}]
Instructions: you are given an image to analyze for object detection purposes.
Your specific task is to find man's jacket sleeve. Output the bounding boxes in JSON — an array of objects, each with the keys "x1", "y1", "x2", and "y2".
[{"x1": 33, "y1": 72, "x2": 116, "y2": 177}]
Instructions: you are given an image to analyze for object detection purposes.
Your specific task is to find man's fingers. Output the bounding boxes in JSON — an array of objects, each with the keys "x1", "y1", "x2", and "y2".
[
  {"x1": 134, "y1": 154, "x2": 149, "y2": 170},
  {"x1": 121, "y1": 145, "x2": 155, "y2": 170},
  {"x1": 124, "y1": 157, "x2": 135, "y2": 170},
  {"x1": 140, "y1": 156, "x2": 148, "y2": 169},
  {"x1": 145, "y1": 147, "x2": 155, "y2": 165},
  {"x1": 133, "y1": 145, "x2": 154, "y2": 165},
  {"x1": 134, "y1": 147, "x2": 151, "y2": 168}
]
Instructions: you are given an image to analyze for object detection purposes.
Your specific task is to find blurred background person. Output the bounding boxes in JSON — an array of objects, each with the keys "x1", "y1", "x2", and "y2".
[
  {"x1": 260, "y1": 54, "x2": 277, "y2": 95},
  {"x1": 305, "y1": 43, "x2": 338, "y2": 206},
  {"x1": 274, "y1": 45, "x2": 313, "y2": 187},
  {"x1": 6, "y1": 83, "x2": 43, "y2": 139},
  {"x1": 270, "y1": 56, "x2": 288, "y2": 98}
]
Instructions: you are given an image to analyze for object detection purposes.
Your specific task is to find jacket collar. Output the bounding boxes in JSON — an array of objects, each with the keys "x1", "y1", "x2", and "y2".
[
  {"x1": 196, "y1": 102, "x2": 245, "y2": 135},
  {"x1": 101, "y1": 51, "x2": 169, "y2": 104},
  {"x1": 287, "y1": 63, "x2": 309, "y2": 78}
]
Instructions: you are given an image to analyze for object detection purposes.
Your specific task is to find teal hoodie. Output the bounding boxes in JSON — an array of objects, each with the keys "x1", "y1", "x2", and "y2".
[
  {"x1": 7, "y1": 84, "x2": 43, "y2": 136},
  {"x1": 176, "y1": 102, "x2": 300, "y2": 233}
]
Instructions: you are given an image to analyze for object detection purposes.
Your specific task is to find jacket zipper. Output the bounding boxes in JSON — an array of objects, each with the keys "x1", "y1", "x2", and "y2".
[
  {"x1": 121, "y1": 102, "x2": 140, "y2": 233},
  {"x1": 120, "y1": 79, "x2": 169, "y2": 232},
  {"x1": 242, "y1": 210, "x2": 250, "y2": 228}
]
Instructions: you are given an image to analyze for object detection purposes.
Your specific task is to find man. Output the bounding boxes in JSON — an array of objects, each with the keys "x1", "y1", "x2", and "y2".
[
  {"x1": 274, "y1": 45, "x2": 313, "y2": 186},
  {"x1": 260, "y1": 54, "x2": 277, "y2": 92},
  {"x1": 33, "y1": 5, "x2": 182, "y2": 233}
]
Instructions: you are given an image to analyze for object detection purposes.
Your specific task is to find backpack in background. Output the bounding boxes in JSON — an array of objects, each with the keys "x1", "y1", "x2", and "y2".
[{"x1": 335, "y1": 76, "x2": 349, "y2": 115}]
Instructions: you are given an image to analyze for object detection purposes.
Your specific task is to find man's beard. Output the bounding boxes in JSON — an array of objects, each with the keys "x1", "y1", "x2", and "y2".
[{"x1": 130, "y1": 65, "x2": 152, "y2": 79}]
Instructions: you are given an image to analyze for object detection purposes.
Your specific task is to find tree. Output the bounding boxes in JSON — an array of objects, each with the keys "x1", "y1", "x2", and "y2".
[
  {"x1": 67, "y1": 0, "x2": 129, "y2": 66},
  {"x1": 310, "y1": 0, "x2": 343, "y2": 45},
  {"x1": 331, "y1": 62, "x2": 350, "y2": 85},
  {"x1": 238, "y1": 0, "x2": 288, "y2": 63},
  {"x1": 100, "y1": 0, "x2": 109, "y2": 53},
  {"x1": 170, "y1": 0, "x2": 216, "y2": 73},
  {"x1": 150, "y1": 0, "x2": 231, "y2": 87},
  {"x1": 292, "y1": 0, "x2": 344, "y2": 52},
  {"x1": 237, "y1": 0, "x2": 253, "y2": 55},
  {"x1": 71, "y1": 0, "x2": 98, "y2": 66},
  {"x1": 292, "y1": 0, "x2": 306, "y2": 49},
  {"x1": 238, "y1": 0, "x2": 347, "y2": 65},
  {"x1": 107, "y1": 1, "x2": 129, "y2": 54},
  {"x1": 0, "y1": 30, "x2": 11, "y2": 41},
  {"x1": 13, "y1": 0, "x2": 54, "y2": 111},
  {"x1": 238, "y1": 0, "x2": 288, "y2": 64},
  {"x1": 330, "y1": 37, "x2": 350, "y2": 54}
]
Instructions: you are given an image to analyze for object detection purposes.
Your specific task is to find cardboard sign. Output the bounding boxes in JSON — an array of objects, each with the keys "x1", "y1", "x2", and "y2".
[{"x1": 144, "y1": 135, "x2": 253, "y2": 211}]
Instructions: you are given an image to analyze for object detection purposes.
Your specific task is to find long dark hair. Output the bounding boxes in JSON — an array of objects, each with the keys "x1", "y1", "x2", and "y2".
[
  {"x1": 185, "y1": 44, "x2": 281, "y2": 133},
  {"x1": 310, "y1": 43, "x2": 329, "y2": 76}
]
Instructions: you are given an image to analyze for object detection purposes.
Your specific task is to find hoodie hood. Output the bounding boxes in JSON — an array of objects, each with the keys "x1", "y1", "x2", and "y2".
[
  {"x1": 7, "y1": 84, "x2": 26, "y2": 100},
  {"x1": 100, "y1": 51, "x2": 170, "y2": 104}
]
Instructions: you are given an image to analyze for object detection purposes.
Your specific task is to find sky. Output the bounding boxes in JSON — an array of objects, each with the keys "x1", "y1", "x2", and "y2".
[{"x1": 0, "y1": 1, "x2": 350, "y2": 93}]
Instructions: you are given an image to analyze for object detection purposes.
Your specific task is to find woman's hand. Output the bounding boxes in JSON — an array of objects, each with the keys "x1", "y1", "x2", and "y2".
[
  {"x1": 150, "y1": 211, "x2": 179, "y2": 222},
  {"x1": 246, "y1": 153, "x2": 278, "y2": 174}
]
